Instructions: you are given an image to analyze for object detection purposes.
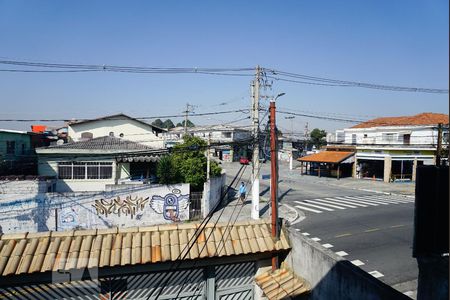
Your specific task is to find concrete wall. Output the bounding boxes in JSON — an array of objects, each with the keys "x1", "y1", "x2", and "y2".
[
  {"x1": 0, "y1": 183, "x2": 190, "y2": 234},
  {"x1": 201, "y1": 173, "x2": 226, "y2": 217},
  {"x1": 0, "y1": 179, "x2": 54, "y2": 194},
  {"x1": 285, "y1": 228, "x2": 409, "y2": 300}
]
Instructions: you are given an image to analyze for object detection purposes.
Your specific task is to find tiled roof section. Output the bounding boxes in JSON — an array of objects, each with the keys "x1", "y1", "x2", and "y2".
[
  {"x1": 0, "y1": 219, "x2": 290, "y2": 276},
  {"x1": 255, "y1": 268, "x2": 310, "y2": 300},
  {"x1": 46, "y1": 136, "x2": 152, "y2": 150},
  {"x1": 69, "y1": 113, "x2": 166, "y2": 132},
  {"x1": 352, "y1": 113, "x2": 449, "y2": 129},
  {"x1": 298, "y1": 151, "x2": 354, "y2": 164}
]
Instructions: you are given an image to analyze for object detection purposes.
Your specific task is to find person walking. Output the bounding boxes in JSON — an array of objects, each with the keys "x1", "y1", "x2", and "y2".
[{"x1": 238, "y1": 182, "x2": 247, "y2": 203}]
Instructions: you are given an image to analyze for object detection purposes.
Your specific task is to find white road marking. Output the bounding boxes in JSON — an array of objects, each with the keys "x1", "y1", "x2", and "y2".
[
  {"x1": 334, "y1": 196, "x2": 378, "y2": 206},
  {"x1": 302, "y1": 232, "x2": 310, "y2": 236},
  {"x1": 368, "y1": 270, "x2": 384, "y2": 278},
  {"x1": 303, "y1": 199, "x2": 347, "y2": 209},
  {"x1": 311, "y1": 237, "x2": 321, "y2": 242},
  {"x1": 295, "y1": 228, "x2": 301, "y2": 231},
  {"x1": 295, "y1": 205, "x2": 322, "y2": 213},
  {"x1": 316, "y1": 198, "x2": 358, "y2": 208},
  {"x1": 356, "y1": 195, "x2": 411, "y2": 204},
  {"x1": 351, "y1": 259, "x2": 365, "y2": 266},
  {"x1": 294, "y1": 201, "x2": 334, "y2": 211},
  {"x1": 343, "y1": 196, "x2": 388, "y2": 205},
  {"x1": 322, "y1": 243, "x2": 333, "y2": 248},
  {"x1": 335, "y1": 251, "x2": 348, "y2": 257}
]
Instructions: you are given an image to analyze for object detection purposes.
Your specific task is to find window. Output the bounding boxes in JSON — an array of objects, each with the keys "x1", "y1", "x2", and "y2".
[
  {"x1": 109, "y1": 132, "x2": 114, "y2": 137},
  {"x1": 351, "y1": 134, "x2": 357, "y2": 145},
  {"x1": 403, "y1": 134, "x2": 411, "y2": 145},
  {"x1": 382, "y1": 133, "x2": 396, "y2": 142},
  {"x1": 6, "y1": 141, "x2": 15, "y2": 154},
  {"x1": 58, "y1": 162, "x2": 113, "y2": 179},
  {"x1": 363, "y1": 134, "x2": 368, "y2": 138},
  {"x1": 222, "y1": 132, "x2": 232, "y2": 138}
]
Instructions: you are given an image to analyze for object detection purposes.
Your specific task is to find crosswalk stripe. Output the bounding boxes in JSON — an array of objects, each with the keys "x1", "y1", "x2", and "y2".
[
  {"x1": 295, "y1": 205, "x2": 322, "y2": 213},
  {"x1": 361, "y1": 195, "x2": 412, "y2": 204},
  {"x1": 342, "y1": 196, "x2": 389, "y2": 205},
  {"x1": 294, "y1": 201, "x2": 334, "y2": 211},
  {"x1": 303, "y1": 199, "x2": 347, "y2": 210},
  {"x1": 334, "y1": 196, "x2": 379, "y2": 206},
  {"x1": 320, "y1": 198, "x2": 360, "y2": 208},
  {"x1": 350, "y1": 195, "x2": 407, "y2": 205}
]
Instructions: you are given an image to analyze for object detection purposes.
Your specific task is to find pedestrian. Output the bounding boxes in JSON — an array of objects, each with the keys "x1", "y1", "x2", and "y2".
[{"x1": 238, "y1": 182, "x2": 246, "y2": 203}]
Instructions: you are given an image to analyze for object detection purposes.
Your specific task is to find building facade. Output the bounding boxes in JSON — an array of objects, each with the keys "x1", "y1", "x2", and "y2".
[
  {"x1": 327, "y1": 113, "x2": 448, "y2": 182},
  {"x1": 0, "y1": 129, "x2": 36, "y2": 175},
  {"x1": 68, "y1": 113, "x2": 166, "y2": 149}
]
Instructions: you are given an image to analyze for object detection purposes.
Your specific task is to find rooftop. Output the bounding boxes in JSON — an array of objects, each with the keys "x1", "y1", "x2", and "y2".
[
  {"x1": 45, "y1": 136, "x2": 152, "y2": 151},
  {"x1": 298, "y1": 151, "x2": 355, "y2": 164},
  {"x1": 68, "y1": 113, "x2": 166, "y2": 132},
  {"x1": 351, "y1": 112, "x2": 449, "y2": 129},
  {"x1": 0, "y1": 219, "x2": 290, "y2": 276}
]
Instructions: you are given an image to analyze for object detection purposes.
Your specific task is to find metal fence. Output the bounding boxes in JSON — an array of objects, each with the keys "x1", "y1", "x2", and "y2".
[{"x1": 189, "y1": 191, "x2": 203, "y2": 221}]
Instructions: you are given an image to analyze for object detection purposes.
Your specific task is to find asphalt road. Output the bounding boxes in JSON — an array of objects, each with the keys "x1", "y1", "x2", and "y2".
[{"x1": 222, "y1": 161, "x2": 417, "y2": 295}]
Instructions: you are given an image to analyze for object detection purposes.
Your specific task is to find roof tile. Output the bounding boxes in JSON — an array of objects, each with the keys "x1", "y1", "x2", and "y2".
[{"x1": 0, "y1": 219, "x2": 289, "y2": 276}]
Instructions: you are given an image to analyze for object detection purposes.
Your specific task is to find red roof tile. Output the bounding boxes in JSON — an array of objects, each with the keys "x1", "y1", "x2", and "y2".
[
  {"x1": 352, "y1": 113, "x2": 448, "y2": 129},
  {"x1": 298, "y1": 151, "x2": 354, "y2": 164}
]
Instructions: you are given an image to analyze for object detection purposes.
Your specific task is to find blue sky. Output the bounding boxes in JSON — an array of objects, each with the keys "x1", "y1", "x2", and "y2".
[{"x1": 0, "y1": 0, "x2": 448, "y2": 133}]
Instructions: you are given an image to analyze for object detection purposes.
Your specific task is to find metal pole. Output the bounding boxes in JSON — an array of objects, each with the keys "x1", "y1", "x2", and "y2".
[
  {"x1": 436, "y1": 123, "x2": 442, "y2": 166},
  {"x1": 184, "y1": 103, "x2": 189, "y2": 136},
  {"x1": 251, "y1": 66, "x2": 260, "y2": 220},
  {"x1": 269, "y1": 99, "x2": 279, "y2": 271},
  {"x1": 206, "y1": 133, "x2": 211, "y2": 181}
]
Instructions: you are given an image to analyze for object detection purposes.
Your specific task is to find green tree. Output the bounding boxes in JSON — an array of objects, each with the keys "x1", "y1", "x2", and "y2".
[
  {"x1": 156, "y1": 155, "x2": 180, "y2": 184},
  {"x1": 152, "y1": 119, "x2": 164, "y2": 128},
  {"x1": 170, "y1": 135, "x2": 222, "y2": 191},
  {"x1": 309, "y1": 128, "x2": 327, "y2": 148},
  {"x1": 176, "y1": 119, "x2": 195, "y2": 128},
  {"x1": 162, "y1": 119, "x2": 175, "y2": 129}
]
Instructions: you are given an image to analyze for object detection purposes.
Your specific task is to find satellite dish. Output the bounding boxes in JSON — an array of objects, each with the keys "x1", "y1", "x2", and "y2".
[{"x1": 56, "y1": 139, "x2": 64, "y2": 145}]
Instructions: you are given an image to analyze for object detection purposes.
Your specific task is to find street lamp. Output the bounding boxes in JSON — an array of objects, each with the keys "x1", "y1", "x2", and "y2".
[{"x1": 273, "y1": 92, "x2": 285, "y2": 102}]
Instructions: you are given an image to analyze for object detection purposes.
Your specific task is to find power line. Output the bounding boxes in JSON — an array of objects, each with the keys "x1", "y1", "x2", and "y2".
[{"x1": 265, "y1": 68, "x2": 449, "y2": 94}]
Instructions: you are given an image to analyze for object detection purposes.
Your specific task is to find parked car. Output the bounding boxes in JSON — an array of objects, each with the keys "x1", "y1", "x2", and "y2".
[{"x1": 239, "y1": 157, "x2": 250, "y2": 165}]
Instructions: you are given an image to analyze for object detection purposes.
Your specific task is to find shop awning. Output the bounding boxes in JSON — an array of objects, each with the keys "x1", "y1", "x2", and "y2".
[{"x1": 298, "y1": 151, "x2": 354, "y2": 164}]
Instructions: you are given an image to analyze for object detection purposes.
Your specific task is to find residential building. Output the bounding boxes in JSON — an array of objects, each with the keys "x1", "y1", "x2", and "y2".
[
  {"x1": 0, "y1": 129, "x2": 36, "y2": 175},
  {"x1": 165, "y1": 125, "x2": 252, "y2": 162},
  {"x1": 67, "y1": 113, "x2": 166, "y2": 148},
  {"x1": 36, "y1": 136, "x2": 167, "y2": 192},
  {"x1": 327, "y1": 112, "x2": 448, "y2": 182}
]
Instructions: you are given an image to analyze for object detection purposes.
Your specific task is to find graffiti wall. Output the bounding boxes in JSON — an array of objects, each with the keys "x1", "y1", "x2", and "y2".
[{"x1": 0, "y1": 183, "x2": 190, "y2": 234}]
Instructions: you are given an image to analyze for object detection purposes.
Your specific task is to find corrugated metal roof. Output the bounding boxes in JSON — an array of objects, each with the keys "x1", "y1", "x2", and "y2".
[
  {"x1": 0, "y1": 219, "x2": 290, "y2": 276},
  {"x1": 46, "y1": 136, "x2": 152, "y2": 150},
  {"x1": 255, "y1": 267, "x2": 310, "y2": 299},
  {"x1": 352, "y1": 113, "x2": 449, "y2": 129},
  {"x1": 298, "y1": 151, "x2": 354, "y2": 164}
]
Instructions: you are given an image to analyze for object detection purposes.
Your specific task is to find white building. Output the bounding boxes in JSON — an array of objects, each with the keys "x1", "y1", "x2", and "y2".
[
  {"x1": 164, "y1": 125, "x2": 252, "y2": 162},
  {"x1": 68, "y1": 113, "x2": 166, "y2": 148},
  {"x1": 327, "y1": 112, "x2": 448, "y2": 182}
]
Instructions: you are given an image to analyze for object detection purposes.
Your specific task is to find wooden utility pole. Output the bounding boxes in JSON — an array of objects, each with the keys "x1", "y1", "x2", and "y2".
[
  {"x1": 251, "y1": 66, "x2": 261, "y2": 220},
  {"x1": 436, "y1": 123, "x2": 442, "y2": 166},
  {"x1": 269, "y1": 99, "x2": 279, "y2": 271}
]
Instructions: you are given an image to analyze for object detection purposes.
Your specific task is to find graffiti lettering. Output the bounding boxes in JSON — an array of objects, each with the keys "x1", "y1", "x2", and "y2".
[{"x1": 92, "y1": 195, "x2": 149, "y2": 219}]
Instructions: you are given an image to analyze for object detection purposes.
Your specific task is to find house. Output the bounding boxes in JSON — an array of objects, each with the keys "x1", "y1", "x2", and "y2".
[
  {"x1": 36, "y1": 136, "x2": 167, "y2": 192},
  {"x1": 0, "y1": 219, "x2": 305, "y2": 299},
  {"x1": 0, "y1": 129, "x2": 36, "y2": 175},
  {"x1": 326, "y1": 112, "x2": 449, "y2": 182},
  {"x1": 165, "y1": 125, "x2": 252, "y2": 162},
  {"x1": 67, "y1": 113, "x2": 166, "y2": 149}
]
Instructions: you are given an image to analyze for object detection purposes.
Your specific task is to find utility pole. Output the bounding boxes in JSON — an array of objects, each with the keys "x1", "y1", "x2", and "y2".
[
  {"x1": 206, "y1": 133, "x2": 211, "y2": 181},
  {"x1": 304, "y1": 122, "x2": 309, "y2": 152},
  {"x1": 270, "y1": 98, "x2": 279, "y2": 271},
  {"x1": 436, "y1": 123, "x2": 443, "y2": 166},
  {"x1": 183, "y1": 103, "x2": 193, "y2": 136},
  {"x1": 251, "y1": 66, "x2": 261, "y2": 220}
]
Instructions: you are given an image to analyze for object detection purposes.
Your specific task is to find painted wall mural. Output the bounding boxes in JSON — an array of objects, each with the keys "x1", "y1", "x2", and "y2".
[
  {"x1": 92, "y1": 195, "x2": 149, "y2": 219},
  {"x1": 150, "y1": 188, "x2": 190, "y2": 222}
]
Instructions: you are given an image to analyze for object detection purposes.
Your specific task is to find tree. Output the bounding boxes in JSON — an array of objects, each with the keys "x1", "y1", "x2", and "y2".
[
  {"x1": 170, "y1": 135, "x2": 222, "y2": 191},
  {"x1": 176, "y1": 119, "x2": 195, "y2": 128},
  {"x1": 309, "y1": 128, "x2": 327, "y2": 149},
  {"x1": 162, "y1": 119, "x2": 175, "y2": 129},
  {"x1": 151, "y1": 119, "x2": 164, "y2": 128},
  {"x1": 156, "y1": 155, "x2": 180, "y2": 184}
]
